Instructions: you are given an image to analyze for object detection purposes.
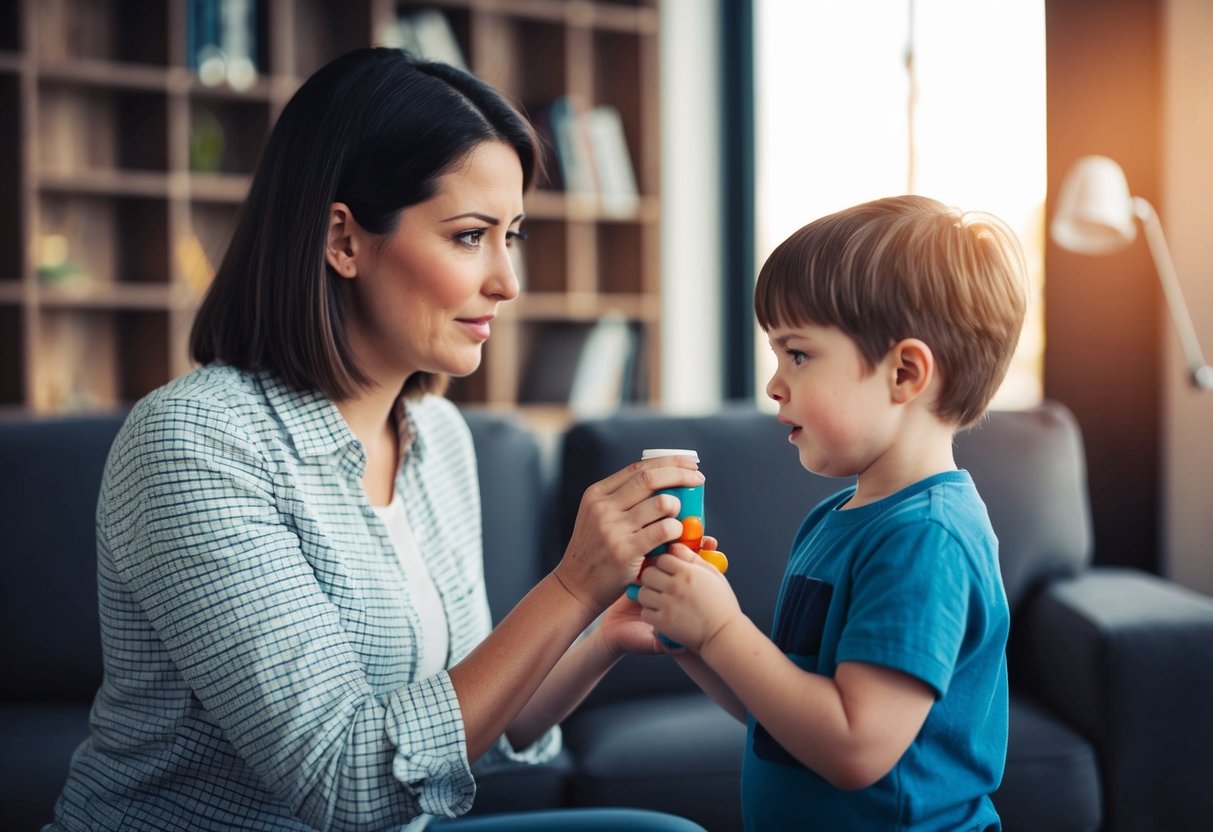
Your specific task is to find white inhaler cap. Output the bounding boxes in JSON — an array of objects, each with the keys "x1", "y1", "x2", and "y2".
[{"x1": 641, "y1": 448, "x2": 700, "y2": 462}]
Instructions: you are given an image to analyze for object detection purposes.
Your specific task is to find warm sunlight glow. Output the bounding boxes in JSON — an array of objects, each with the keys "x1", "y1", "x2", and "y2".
[{"x1": 754, "y1": 0, "x2": 1046, "y2": 411}]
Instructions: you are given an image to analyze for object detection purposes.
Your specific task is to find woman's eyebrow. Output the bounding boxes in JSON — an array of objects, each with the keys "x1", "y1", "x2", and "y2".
[{"x1": 440, "y1": 212, "x2": 527, "y2": 224}]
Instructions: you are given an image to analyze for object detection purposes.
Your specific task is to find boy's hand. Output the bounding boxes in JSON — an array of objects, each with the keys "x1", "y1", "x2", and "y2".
[{"x1": 636, "y1": 543, "x2": 741, "y2": 653}]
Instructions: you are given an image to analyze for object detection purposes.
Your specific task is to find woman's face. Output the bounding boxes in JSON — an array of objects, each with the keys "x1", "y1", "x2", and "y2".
[{"x1": 338, "y1": 140, "x2": 525, "y2": 387}]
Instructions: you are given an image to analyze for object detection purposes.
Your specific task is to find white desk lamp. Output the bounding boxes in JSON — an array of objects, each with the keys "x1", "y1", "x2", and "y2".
[{"x1": 1051, "y1": 155, "x2": 1213, "y2": 390}]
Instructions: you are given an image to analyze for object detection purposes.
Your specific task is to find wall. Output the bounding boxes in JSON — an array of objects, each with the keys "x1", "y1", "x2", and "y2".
[
  {"x1": 658, "y1": 0, "x2": 724, "y2": 413},
  {"x1": 1162, "y1": 0, "x2": 1213, "y2": 595},
  {"x1": 1047, "y1": 0, "x2": 1213, "y2": 593},
  {"x1": 1045, "y1": 0, "x2": 1163, "y2": 574}
]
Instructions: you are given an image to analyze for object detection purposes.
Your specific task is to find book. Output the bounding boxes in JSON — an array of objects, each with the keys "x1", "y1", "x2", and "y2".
[
  {"x1": 568, "y1": 314, "x2": 637, "y2": 417},
  {"x1": 584, "y1": 105, "x2": 640, "y2": 217},
  {"x1": 518, "y1": 323, "x2": 594, "y2": 405},
  {"x1": 188, "y1": 0, "x2": 258, "y2": 90},
  {"x1": 383, "y1": 10, "x2": 467, "y2": 71},
  {"x1": 546, "y1": 97, "x2": 598, "y2": 195},
  {"x1": 528, "y1": 102, "x2": 564, "y2": 191}
]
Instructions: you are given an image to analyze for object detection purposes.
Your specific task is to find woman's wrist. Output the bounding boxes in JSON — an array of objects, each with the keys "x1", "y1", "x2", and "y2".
[
  {"x1": 550, "y1": 563, "x2": 604, "y2": 617},
  {"x1": 545, "y1": 568, "x2": 604, "y2": 627}
]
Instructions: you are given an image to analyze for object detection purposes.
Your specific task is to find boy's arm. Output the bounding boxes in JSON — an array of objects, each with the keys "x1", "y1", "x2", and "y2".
[
  {"x1": 672, "y1": 652, "x2": 747, "y2": 723},
  {"x1": 701, "y1": 615, "x2": 933, "y2": 790},
  {"x1": 639, "y1": 549, "x2": 934, "y2": 790}
]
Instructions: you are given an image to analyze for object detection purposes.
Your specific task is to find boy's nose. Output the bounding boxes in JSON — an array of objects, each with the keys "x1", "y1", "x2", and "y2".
[{"x1": 765, "y1": 373, "x2": 786, "y2": 402}]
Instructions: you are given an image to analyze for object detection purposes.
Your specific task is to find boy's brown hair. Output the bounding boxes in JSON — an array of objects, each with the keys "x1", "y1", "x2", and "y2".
[{"x1": 754, "y1": 194, "x2": 1029, "y2": 428}]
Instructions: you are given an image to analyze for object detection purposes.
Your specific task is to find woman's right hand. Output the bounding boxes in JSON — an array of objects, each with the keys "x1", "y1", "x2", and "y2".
[{"x1": 554, "y1": 457, "x2": 704, "y2": 611}]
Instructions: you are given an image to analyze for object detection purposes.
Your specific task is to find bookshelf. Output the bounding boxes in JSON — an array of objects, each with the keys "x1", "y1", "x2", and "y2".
[{"x1": 0, "y1": 0, "x2": 662, "y2": 423}]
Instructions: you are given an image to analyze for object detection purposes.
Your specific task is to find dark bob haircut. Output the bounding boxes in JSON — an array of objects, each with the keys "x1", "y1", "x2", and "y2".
[{"x1": 190, "y1": 47, "x2": 540, "y2": 400}]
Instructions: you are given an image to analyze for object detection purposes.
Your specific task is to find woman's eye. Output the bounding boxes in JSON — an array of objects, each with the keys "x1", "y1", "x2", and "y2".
[
  {"x1": 506, "y1": 228, "x2": 529, "y2": 247},
  {"x1": 456, "y1": 229, "x2": 487, "y2": 247}
]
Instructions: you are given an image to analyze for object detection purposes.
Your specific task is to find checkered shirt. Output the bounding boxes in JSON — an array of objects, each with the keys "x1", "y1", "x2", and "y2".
[{"x1": 46, "y1": 365, "x2": 559, "y2": 831}]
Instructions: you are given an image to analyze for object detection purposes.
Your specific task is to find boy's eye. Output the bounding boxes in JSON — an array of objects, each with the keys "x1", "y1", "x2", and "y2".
[{"x1": 786, "y1": 349, "x2": 807, "y2": 366}]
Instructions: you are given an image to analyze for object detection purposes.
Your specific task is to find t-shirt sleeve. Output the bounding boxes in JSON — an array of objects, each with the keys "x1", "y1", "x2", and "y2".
[{"x1": 835, "y1": 521, "x2": 970, "y2": 698}]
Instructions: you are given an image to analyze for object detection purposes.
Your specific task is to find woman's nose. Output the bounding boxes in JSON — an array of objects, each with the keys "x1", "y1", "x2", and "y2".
[{"x1": 486, "y1": 245, "x2": 520, "y2": 301}]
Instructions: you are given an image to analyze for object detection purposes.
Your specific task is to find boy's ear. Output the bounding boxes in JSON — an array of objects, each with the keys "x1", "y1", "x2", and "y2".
[
  {"x1": 888, "y1": 338, "x2": 935, "y2": 404},
  {"x1": 324, "y1": 202, "x2": 360, "y2": 279}
]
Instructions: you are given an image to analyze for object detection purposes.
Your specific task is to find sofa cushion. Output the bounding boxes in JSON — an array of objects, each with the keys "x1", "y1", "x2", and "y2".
[
  {"x1": 0, "y1": 703, "x2": 92, "y2": 832},
  {"x1": 994, "y1": 695, "x2": 1102, "y2": 832},
  {"x1": 562, "y1": 692, "x2": 1103, "y2": 832},
  {"x1": 469, "y1": 749, "x2": 576, "y2": 815},
  {"x1": 562, "y1": 692, "x2": 745, "y2": 832},
  {"x1": 0, "y1": 414, "x2": 125, "y2": 702}
]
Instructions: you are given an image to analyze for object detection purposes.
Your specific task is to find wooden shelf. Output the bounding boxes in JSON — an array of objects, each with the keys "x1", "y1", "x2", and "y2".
[{"x1": 2, "y1": 0, "x2": 662, "y2": 418}]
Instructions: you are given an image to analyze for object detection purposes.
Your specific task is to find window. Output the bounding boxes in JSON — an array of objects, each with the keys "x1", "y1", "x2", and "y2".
[{"x1": 752, "y1": 0, "x2": 1046, "y2": 410}]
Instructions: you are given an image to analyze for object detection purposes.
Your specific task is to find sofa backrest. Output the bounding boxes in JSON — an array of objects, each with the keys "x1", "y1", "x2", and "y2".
[
  {"x1": 557, "y1": 404, "x2": 821, "y2": 701},
  {"x1": 462, "y1": 410, "x2": 552, "y2": 624},
  {"x1": 555, "y1": 401, "x2": 1094, "y2": 703},
  {"x1": 0, "y1": 413, "x2": 126, "y2": 703},
  {"x1": 0, "y1": 409, "x2": 543, "y2": 709},
  {"x1": 0, "y1": 400, "x2": 1093, "y2": 708},
  {"x1": 955, "y1": 401, "x2": 1093, "y2": 610}
]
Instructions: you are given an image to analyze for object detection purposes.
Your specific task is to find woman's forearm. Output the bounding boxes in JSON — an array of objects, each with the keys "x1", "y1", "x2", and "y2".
[
  {"x1": 447, "y1": 571, "x2": 602, "y2": 760},
  {"x1": 506, "y1": 624, "x2": 621, "y2": 749}
]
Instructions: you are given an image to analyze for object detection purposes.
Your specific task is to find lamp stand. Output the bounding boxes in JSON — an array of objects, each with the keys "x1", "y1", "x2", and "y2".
[{"x1": 1131, "y1": 197, "x2": 1213, "y2": 390}]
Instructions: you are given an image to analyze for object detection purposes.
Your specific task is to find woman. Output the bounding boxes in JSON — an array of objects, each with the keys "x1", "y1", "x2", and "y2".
[{"x1": 46, "y1": 48, "x2": 705, "y2": 832}]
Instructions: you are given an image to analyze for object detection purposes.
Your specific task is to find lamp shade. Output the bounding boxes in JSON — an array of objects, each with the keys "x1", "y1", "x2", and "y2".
[{"x1": 1050, "y1": 155, "x2": 1138, "y2": 254}]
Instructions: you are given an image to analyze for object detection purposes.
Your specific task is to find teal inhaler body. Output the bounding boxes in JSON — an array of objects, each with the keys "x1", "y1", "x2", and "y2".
[
  {"x1": 627, "y1": 449, "x2": 704, "y2": 602},
  {"x1": 627, "y1": 449, "x2": 728, "y2": 648}
]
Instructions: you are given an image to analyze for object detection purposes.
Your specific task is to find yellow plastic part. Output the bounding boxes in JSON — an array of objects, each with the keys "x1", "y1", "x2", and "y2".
[{"x1": 699, "y1": 549, "x2": 728, "y2": 574}]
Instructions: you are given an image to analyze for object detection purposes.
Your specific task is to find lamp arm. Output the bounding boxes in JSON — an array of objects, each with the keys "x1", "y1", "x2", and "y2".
[{"x1": 1131, "y1": 196, "x2": 1213, "y2": 390}]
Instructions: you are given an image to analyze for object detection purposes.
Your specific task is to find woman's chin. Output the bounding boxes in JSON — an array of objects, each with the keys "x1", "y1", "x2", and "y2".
[{"x1": 442, "y1": 352, "x2": 483, "y2": 379}]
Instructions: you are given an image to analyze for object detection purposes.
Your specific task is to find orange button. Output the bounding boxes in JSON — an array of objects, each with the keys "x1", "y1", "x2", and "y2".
[{"x1": 679, "y1": 516, "x2": 704, "y2": 549}]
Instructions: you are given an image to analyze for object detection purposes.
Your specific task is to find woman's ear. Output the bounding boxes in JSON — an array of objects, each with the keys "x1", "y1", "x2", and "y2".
[
  {"x1": 324, "y1": 202, "x2": 359, "y2": 279},
  {"x1": 888, "y1": 338, "x2": 935, "y2": 404}
]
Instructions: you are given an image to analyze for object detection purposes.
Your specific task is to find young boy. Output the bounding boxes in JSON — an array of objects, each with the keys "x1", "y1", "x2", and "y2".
[{"x1": 637, "y1": 195, "x2": 1028, "y2": 831}]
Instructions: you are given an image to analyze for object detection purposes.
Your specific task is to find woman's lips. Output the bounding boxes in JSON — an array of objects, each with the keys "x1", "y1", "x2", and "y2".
[{"x1": 457, "y1": 316, "x2": 493, "y2": 342}]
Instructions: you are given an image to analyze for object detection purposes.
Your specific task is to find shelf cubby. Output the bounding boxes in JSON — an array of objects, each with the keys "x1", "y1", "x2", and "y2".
[{"x1": 4, "y1": 0, "x2": 662, "y2": 419}]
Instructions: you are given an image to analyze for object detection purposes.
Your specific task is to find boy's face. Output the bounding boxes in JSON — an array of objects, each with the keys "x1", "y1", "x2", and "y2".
[{"x1": 765, "y1": 323, "x2": 898, "y2": 479}]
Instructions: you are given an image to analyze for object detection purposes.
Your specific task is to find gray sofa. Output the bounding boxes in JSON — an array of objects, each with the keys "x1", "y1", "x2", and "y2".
[{"x1": 3, "y1": 402, "x2": 1213, "y2": 831}]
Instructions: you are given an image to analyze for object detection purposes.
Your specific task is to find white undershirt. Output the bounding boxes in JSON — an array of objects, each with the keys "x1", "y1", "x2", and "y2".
[{"x1": 372, "y1": 493, "x2": 450, "y2": 679}]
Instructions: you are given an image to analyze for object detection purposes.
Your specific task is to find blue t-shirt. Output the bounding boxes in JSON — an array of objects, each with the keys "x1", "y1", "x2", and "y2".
[{"x1": 741, "y1": 470, "x2": 1009, "y2": 831}]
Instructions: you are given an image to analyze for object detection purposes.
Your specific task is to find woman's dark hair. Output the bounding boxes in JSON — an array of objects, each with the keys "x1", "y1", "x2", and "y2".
[{"x1": 190, "y1": 47, "x2": 540, "y2": 399}]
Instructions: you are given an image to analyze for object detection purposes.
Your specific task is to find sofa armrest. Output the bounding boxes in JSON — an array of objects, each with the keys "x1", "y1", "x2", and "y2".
[{"x1": 1021, "y1": 567, "x2": 1213, "y2": 830}]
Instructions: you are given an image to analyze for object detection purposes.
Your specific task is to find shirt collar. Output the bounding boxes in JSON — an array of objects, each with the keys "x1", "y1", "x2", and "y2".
[
  {"x1": 256, "y1": 370, "x2": 425, "y2": 465},
  {"x1": 394, "y1": 394, "x2": 426, "y2": 465}
]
